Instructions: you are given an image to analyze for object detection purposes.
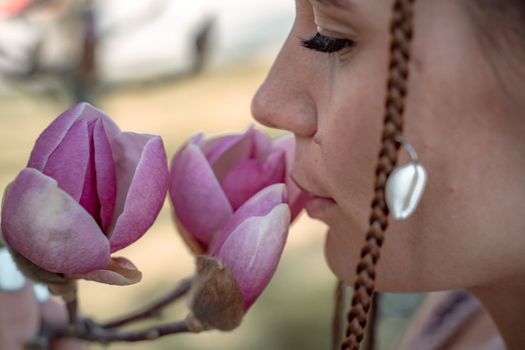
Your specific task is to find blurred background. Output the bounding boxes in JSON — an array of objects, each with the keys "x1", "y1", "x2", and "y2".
[{"x1": 0, "y1": 0, "x2": 423, "y2": 349}]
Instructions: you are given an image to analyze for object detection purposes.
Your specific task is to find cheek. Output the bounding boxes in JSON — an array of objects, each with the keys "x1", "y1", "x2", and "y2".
[
  {"x1": 316, "y1": 57, "x2": 393, "y2": 283},
  {"x1": 317, "y1": 1, "x2": 525, "y2": 292},
  {"x1": 318, "y1": 78, "x2": 385, "y2": 221},
  {"x1": 318, "y1": 82, "x2": 394, "y2": 285},
  {"x1": 315, "y1": 43, "x2": 487, "y2": 290}
]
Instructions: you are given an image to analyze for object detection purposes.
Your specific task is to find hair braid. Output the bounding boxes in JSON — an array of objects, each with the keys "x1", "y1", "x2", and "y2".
[{"x1": 340, "y1": 1, "x2": 416, "y2": 349}]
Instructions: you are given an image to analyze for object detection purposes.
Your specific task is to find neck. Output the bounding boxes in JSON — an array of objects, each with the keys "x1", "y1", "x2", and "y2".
[{"x1": 469, "y1": 277, "x2": 525, "y2": 350}]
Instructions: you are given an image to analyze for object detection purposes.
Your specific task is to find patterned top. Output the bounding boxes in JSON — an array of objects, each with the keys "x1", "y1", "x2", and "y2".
[{"x1": 395, "y1": 290, "x2": 506, "y2": 350}]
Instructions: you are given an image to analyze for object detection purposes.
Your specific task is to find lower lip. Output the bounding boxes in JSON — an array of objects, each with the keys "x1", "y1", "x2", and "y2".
[{"x1": 304, "y1": 197, "x2": 337, "y2": 219}]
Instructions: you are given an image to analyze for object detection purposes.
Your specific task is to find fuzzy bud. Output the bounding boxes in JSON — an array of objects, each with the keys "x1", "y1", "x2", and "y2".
[
  {"x1": 9, "y1": 248, "x2": 68, "y2": 286},
  {"x1": 186, "y1": 256, "x2": 245, "y2": 331}
]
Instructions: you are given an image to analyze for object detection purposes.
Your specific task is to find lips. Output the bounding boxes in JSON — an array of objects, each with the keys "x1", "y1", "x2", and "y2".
[
  {"x1": 291, "y1": 174, "x2": 336, "y2": 219},
  {"x1": 304, "y1": 197, "x2": 336, "y2": 219}
]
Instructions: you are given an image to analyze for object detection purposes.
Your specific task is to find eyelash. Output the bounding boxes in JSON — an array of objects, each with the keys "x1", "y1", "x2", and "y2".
[{"x1": 301, "y1": 32, "x2": 354, "y2": 53}]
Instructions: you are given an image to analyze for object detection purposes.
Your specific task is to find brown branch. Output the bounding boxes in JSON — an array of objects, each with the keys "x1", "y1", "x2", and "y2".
[
  {"x1": 26, "y1": 278, "x2": 194, "y2": 348},
  {"x1": 51, "y1": 280, "x2": 79, "y2": 325},
  {"x1": 75, "y1": 319, "x2": 191, "y2": 343},
  {"x1": 101, "y1": 278, "x2": 192, "y2": 329},
  {"x1": 30, "y1": 317, "x2": 193, "y2": 347},
  {"x1": 66, "y1": 296, "x2": 79, "y2": 325}
]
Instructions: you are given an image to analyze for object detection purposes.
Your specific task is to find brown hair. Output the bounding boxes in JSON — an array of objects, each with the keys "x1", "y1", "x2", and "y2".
[
  {"x1": 339, "y1": 1, "x2": 416, "y2": 349},
  {"x1": 471, "y1": 0, "x2": 525, "y2": 32},
  {"x1": 467, "y1": 0, "x2": 525, "y2": 103}
]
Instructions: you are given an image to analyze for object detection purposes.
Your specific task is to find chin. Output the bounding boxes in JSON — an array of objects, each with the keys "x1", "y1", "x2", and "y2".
[
  {"x1": 323, "y1": 222, "x2": 428, "y2": 292},
  {"x1": 324, "y1": 224, "x2": 361, "y2": 283}
]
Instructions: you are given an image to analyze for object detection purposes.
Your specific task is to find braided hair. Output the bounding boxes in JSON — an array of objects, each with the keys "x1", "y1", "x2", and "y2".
[{"x1": 340, "y1": 1, "x2": 417, "y2": 349}]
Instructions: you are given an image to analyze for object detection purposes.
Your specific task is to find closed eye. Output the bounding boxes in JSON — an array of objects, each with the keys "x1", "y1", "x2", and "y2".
[{"x1": 301, "y1": 32, "x2": 354, "y2": 53}]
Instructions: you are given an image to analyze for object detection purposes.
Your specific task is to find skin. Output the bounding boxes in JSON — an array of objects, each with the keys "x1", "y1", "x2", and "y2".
[{"x1": 252, "y1": 0, "x2": 525, "y2": 349}]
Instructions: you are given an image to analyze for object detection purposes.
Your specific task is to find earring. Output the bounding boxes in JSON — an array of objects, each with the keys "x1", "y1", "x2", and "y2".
[{"x1": 385, "y1": 135, "x2": 427, "y2": 220}]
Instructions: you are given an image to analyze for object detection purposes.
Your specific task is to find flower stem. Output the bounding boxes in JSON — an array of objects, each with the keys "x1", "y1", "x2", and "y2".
[
  {"x1": 47, "y1": 280, "x2": 78, "y2": 325},
  {"x1": 75, "y1": 319, "x2": 191, "y2": 343},
  {"x1": 101, "y1": 277, "x2": 192, "y2": 329},
  {"x1": 35, "y1": 318, "x2": 193, "y2": 346},
  {"x1": 29, "y1": 278, "x2": 195, "y2": 347},
  {"x1": 66, "y1": 295, "x2": 79, "y2": 325}
]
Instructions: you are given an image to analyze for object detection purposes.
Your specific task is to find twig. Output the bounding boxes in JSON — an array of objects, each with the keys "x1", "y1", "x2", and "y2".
[
  {"x1": 32, "y1": 318, "x2": 192, "y2": 346},
  {"x1": 101, "y1": 278, "x2": 192, "y2": 329},
  {"x1": 48, "y1": 280, "x2": 78, "y2": 324},
  {"x1": 76, "y1": 319, "x2": 191, "y2": 343},
  {"x1": 66, "y1": 296, "x2": 79, "y2": 324}
]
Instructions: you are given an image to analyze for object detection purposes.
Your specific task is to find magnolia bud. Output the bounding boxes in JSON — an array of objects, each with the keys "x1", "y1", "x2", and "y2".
[
  {"x1": 187, "y1": 256, "x2": 245, "y2": 331},
  {"x1": 8, "y1": 248, "x2": 77, "y2": 300},
  {"x1": 1, "y1": 103, "x2": 169, "y2": 286},
  {"x1": 9, "y1": 248, "x2": 67, "y2": 286}
]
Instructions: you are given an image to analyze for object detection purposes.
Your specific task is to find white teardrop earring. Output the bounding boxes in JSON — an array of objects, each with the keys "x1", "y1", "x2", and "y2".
[{"x1": 385, "y1": 136, "x2": 427, "y2": 220}]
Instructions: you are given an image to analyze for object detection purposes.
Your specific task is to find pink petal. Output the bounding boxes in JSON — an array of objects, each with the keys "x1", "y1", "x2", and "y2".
[
  {"x1": 94, "y1": 111, "x2": 122, "y2": 147},
  {"x1": 109, "y1": 136, "x2": 169, "y2": 252},
  {"x1": 173, "y1": 219, "x2": 207, "y2": 255},
  {"x1": 273, "y1": 134, "x2": 307, "y2": 221},
  {"x1": 107, "y1": 132, "x2": 149, "y2": 230},
  {"x1": 209, "y1": 130, "x2": 253, "y2": 181},
  {"x1": 78, "y1": 120, "x2": 100, "y2": 223},
  {"x1": 68, "y1": 257, "x2": 142, "y2": 285},
  {"x1": 42, "y1": 119, "x2": 90, "y2": 202},
  {"x1": 93, "y1": 119, "x2": 116, "y2": 232},
  {"x1": 220, "y1": 150, "x2": 286, "y2": 210},
  {"x1": 1, "y1": 168, "x2": 111, "y2": 274},
  {"x1": 28, "y1": 102, "x2": 119, "y2": 170},
  {"x1": 169, "y1": 142, "x2": 233, "y2": 247},
  {"x1": 215, "y1": 204, "x2": 291, "y2": 308},
  {"x1": 289, "y1": 191, "x2": 310, "y2": 222},
  {"x1": 27, "y1": 103, "x2": 86, "y2": 171},
  {"x1": 251, "y1": 128, "x2": 273, "y2": 160},
  {"x1": 210, "y1": 183, "x2": 287, "y2": 254},
  {"x1": 202, "y1": 134, "x2": 243, "y2": 164}
]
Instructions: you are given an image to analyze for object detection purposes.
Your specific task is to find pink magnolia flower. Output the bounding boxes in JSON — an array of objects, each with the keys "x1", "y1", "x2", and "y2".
[
  {"x1": 1, "y1": 103, "x2": 169, "y2": 285},
  {"x1": 169, "y1": 127, "x2": 306, "y2": 253},
  {"x1": 187, "y1": 184, "x2": 291, "y2": 330},
  {"x1": 210, "y1": 183, "x2": 290, "y2": 308},
  {"x1": 170, "y1": 128, "x2": 306, "y2": 329}
]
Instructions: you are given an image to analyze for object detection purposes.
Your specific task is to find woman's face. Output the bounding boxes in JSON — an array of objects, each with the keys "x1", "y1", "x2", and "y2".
[{"x1": 252, "y1": 0, "x2": 525, "y2": 292}]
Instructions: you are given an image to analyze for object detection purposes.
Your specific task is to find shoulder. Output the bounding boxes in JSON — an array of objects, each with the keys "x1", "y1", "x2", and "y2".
[{"x1": 395, "y1": 290, "x2": 505, "y2": 350}]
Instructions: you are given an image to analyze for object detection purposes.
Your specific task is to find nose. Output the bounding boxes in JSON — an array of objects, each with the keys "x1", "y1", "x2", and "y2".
[{"x1": 251, "y1": 26, "x2": 318, "y2": 138}]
